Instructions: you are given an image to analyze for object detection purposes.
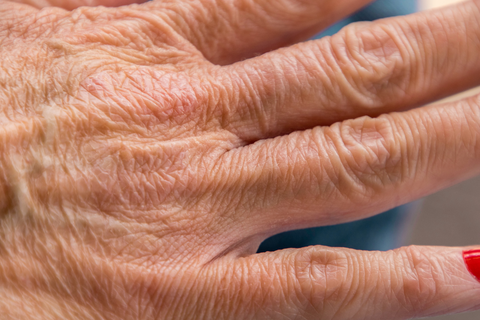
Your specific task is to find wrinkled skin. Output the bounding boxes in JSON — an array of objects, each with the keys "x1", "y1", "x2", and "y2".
[{"x1": 2, "y1": 0, "x2": 480, "y2": 319}]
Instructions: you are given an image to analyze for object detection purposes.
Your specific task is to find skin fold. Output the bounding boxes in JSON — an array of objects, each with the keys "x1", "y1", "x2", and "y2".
[{"x1": 2, "y1": 0, "x2": 480, "y2": 319}]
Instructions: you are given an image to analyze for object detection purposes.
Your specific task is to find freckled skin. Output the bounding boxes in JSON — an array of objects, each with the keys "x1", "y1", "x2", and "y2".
[{"x1": 2, "y1": 0, "x2": 480, "y2": 319}]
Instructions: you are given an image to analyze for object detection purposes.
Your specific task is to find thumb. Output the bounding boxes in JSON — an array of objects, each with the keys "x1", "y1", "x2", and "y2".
[
  {"x1": 209, "y1": 246, "x2": 480, "y2": 319},
  {"x1": 7, "y1": 0, "x2": 147, "y2": 10}
]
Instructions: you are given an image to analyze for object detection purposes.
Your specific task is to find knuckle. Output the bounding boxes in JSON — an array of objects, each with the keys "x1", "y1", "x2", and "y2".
[
  {"x1": 329, "y1": 22, "x2": 410, "y2": 109},
  {"x1": 327, "y1": 116, "x2": 404, "y2": 196},
  {"x1": 292, "y1": 247, "x2": 351, "y2": 314},
  {"x1": 395, "y1": 246, "x2": 441, "y2": 314}
]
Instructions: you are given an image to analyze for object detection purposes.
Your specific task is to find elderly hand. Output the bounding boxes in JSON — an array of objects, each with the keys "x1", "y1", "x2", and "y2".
[{"x1": 2, "y1": 0, "x2": 480, "y2": 319}]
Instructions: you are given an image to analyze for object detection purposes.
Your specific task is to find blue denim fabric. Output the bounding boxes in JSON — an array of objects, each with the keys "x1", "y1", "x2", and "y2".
[
  {"x1": 316, "y1": 0, "x2": 418, "y2": 37},
  {"x1": 258, "y1": 0, "x2": 418, "y2": 253}
]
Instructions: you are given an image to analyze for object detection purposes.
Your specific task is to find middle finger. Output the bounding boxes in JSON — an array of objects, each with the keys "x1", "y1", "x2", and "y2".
[{"x1": 217, "y1": 94, "x2": 480, "y2": 238}]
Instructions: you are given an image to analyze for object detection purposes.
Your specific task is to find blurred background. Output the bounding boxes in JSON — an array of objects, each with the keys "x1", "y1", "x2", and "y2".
[{"x1": 410, "y1": 1, "x2": 480, "y2": 319}]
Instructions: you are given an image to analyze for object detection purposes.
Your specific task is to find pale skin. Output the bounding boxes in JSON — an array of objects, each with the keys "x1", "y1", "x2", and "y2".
[{"x1": 2, "y1": 0, "x2": 480, "y2": 319}]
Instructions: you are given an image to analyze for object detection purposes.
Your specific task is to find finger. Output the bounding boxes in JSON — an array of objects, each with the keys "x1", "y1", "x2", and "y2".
[
  {"x1": 215, "y1": 94, "x2": 480, "y2": 234},
  {"x1": 142, "y1": 0, "x2": 374, "y2": 64},
  {"x1": 8, "y1": 0, "x2": 147, "y2": 10},
  {"x1": 222, "y1": 0, "x2": 480, "y2": 141},
  {"x1": 206, "y1": 246, "x2": 480, "y2": 319}
]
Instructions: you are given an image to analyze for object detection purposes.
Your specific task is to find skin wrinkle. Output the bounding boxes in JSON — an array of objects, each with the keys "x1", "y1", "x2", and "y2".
[
  {"x1": 155, "y1": 0, "x2": 375, "y2": 65},
  {"x1": 3, "y1": 0, "x2": 480, "y2": 319},
  {"x1": 77, "y1": 69, "x2": 219, "y2": 138},
  {"x1": 424, "y1": 12, "x2": 449, "y2": 94},
  {"x1": 229, "y1": 126, "x2": 366, "y2": 231},
  {"x1": 398, "y1": 247, "x2": 440, "y2": 317},
  {"x1": 237, "y1": 67, "x2": 274, "y2": 139},
  {"x1": 330, "y1": 252, "x2": 360, "y2": 320},
  {"x1": 315, "y1": 127, "x2": 359, "y2": 205},
  {"x1": 295, "y1": 250, "x2": 326, "y2": 315},
  {"x1": 466, "y1": 97, "x2": 480, "y2": 158},
  {"x1": 333, "y1": 23, "x2": 406, "y2": 109},
  {"x1": 356, "y1": 25, "x2": 407, "y2": 99},
  {"x1": 323, "y1": 124, "x2": 371, "y2": 199},
  {"x1": 280, "y1": 250, "x2": 339, "y2": 319},
  {"x1": 9, "y1": 25, "x2": 231, "y2": 272},
  {"x1": 157, "y1": 1, "x2": 236, "y2": 64}
]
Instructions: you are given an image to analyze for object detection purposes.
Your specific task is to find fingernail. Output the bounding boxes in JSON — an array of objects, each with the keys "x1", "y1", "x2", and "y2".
[{"x1": 463, "y1": 249, "x2": 480, "y2": 282}]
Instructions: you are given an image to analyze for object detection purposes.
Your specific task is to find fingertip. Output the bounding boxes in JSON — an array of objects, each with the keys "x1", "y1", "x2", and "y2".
[{"x1": 463, "y1": 249, "x2": 480, "y2": 282}]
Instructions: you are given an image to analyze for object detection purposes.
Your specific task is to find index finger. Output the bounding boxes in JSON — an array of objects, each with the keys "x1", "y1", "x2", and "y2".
[
  {"x1": 222, "y1": 0, "x2": 480, "y2": 141},
  {"x1": 142, "y1": 0, "x2": 374, "y2": 64}
]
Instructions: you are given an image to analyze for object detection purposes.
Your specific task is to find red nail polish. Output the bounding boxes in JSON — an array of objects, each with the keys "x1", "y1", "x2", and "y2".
[{"x1": 463, "y1": 250, "x2": 480, "y2": 282}]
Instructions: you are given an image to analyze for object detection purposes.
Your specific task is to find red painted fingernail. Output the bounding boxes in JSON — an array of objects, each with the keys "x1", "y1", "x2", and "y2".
[{"x1": 463, "y1": 249, "x2": 480, "y2": 282}]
